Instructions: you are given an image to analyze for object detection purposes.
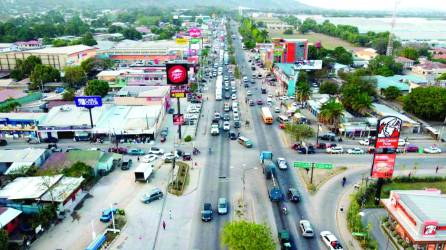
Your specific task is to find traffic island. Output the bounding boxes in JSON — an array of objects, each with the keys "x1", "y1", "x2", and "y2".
[
  {"x1": 297, "y1": 166, "x2": 347, "y2": 193},
  {"x1": 168, "y1": 161, "x2": 190, "y2": 196}
]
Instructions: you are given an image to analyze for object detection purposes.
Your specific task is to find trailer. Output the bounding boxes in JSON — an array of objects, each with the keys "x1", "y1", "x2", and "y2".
[
  {"x1": 260, "y1": 151, "x2": 284, "y2": 202},
  {"x1": 134, "y1": 162, "x2": 153, "y2": 182}
]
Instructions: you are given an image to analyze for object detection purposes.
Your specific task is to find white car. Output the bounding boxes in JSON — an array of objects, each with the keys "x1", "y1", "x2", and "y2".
[
  {"x1": 276, "y1": 157, "x2": 288, "y2": 170},
  {"x1": 233, "y1": 113, "x2": 240, "y2": 121},
  {"x1": 299, "y1": 220, "x2": 315, "y2": 238},
  {"x1": 279, "y1": 96, "x2": 288, "y2": 100},
  {"x1": 398, "y1": 139, "x2": 408, "y2": 146},
  {"x1": 223, "y1": 121, "x2": 230, "y2": 131},
  {"x1": 326, "y1": 146, "x2": 344, "y2": 154},
  {"x1": 231, "y1": 94, "x2": 237, "y2": 100},
  {"x1": 274, "y1": 107, "x2": 280, "y2": 113},
  {"x1": 211, "y1": 124, "x2": 219, "y2": 136},
  {"x1": 424, "y1": 146, "x2": 442, "y2": 154},
  {"x1": 358, "y1": 139, "x2": 369, "y2": 146},
  {"x1": 148, "y1": 147, "x2": 164, "y2": 155},
  {"x1": 347, "y1": 148, "x2": 364, "y2": 154},
  {"x1": 320, "y1": 231, "x2": 343, "y2": 250},
  {"x1": 246, "y1": 91, "x2": 252, "y2": 96},
  {"x1": 141, "y1": 154, "x2": 158, "y2": 163}
]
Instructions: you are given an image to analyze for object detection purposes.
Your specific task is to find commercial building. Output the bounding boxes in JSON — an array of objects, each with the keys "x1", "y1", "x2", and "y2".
[
  {"x1": 395, "y1": 56, "x2": 415, "y2": 69},
  {"x1": 271, "y1": 38, "x2": 308, "y2": 63},
  {"x1": 0, "y1": 45, "x2": 97, "y2": 71},
  {"x1": 273, "y1": 61, "x2": 323, "y2": 96},
  {"x1": 0, "y1": 148, "x2": 49, "y2": 174},
  {"x1": 373, "y1": 103, "x2": 421, "y2": 134},
  {"x1": 115, "y1": 86, "x2": 171, "y2": 110},
  {"x1": 97, "y1": 67, "x2": 166, "y2": 88},
  {"x1": 0, "y1": 112, "x2": 47, "y2": 139},
  {"x1": 373, "y1": 75, "x2": 427, "y2": 94},
  {"x1": 382, "y1": 190, "x2": 446, "y2": 250}
]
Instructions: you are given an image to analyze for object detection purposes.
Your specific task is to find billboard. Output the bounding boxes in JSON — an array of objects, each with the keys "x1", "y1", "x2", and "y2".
[
  {"x1": 170, "y1": 89, "x2": 186, "y2": 98},
  {"x1": 74, "y1": 96, "x2": 102, "y2": 108},
  {"x1": 173, "y1": 114, "x2": 184, "y2": 125},
  {"x1": 176, "y1": 38, "x2": 189, "y2": 45},
  {"x1": 371, "y1": 154, "x2": 396, "y2": 178},
  {"x1": 166, "y1": 63, "x2": 189, "y2": 85},
  {"x1": 189, "y1": 28, "x2": 201, "y2": 38}
]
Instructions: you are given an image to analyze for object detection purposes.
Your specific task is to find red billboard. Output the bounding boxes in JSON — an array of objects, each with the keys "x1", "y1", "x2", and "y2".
[
  {"x1": 173, "y1": 114, "x2": 184, "y2": 125},
  {"x1": 371, "y1": 154, "x2": 396, "y2": 178},
  {"x1": 188, "y1": 28, "x2": 201, "y2": 38},
  {"x1": 166, "y1": 63, "x2": 188, "y2": 85}
]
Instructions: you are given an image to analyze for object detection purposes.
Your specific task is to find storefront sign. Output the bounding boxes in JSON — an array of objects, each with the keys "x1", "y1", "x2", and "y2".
[
  {"x1": 423, "y1": 221, "x2": 438, "y2": 236},
  {"x1": 371, "y1": 154, "x2": 396, "y2": 178},
  {"x1": 189, "y1": 28, "x2": 201, "y2": 38},
  {"x1": 166, "y1": 63, "x2": 188, "y2": 85},
  {"x1": 375, "y1": 116, "x2": 402, "y2": 150},
  {"x1": 173, "y1": 114, "x2": 184, "y2": 125},
  {"x1": 74, "y1": 96, "x2": 102, "y2": 108},
  {"x1": 170, "y1": 89, "x2": 186, "y2": 98},
  {"x1": 176, "y1": 38, "x2": 189, "y2": 45}
]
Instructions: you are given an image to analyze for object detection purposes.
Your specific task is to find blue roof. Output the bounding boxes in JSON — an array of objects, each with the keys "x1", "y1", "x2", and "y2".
[
  {"x1": 275, "y1": 63, "x2": 295, "y2": 77},
  {"x1": 373, "y1": 75, "x2": 411, "y2": 91}
]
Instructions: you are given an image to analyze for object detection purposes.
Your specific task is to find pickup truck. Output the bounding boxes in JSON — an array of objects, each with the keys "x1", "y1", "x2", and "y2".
[{"x1": 211, "y1": 124, "x2": 220, "y2": 136}]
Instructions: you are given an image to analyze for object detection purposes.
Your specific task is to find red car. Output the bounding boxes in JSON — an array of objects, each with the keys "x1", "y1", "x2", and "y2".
[
  {"x1": 291, "y1": 143, "x2": 302, "y2": 150},
  {"x1": 279, "y1": 123, "x2": 285, "y2": 129},
  {"x1": 256, "y1": 99, "x2": 264, "y2": 105},
  {"x1": 405, "y1": 144, "x2": 419, "y2": 152},
  {"x1": 108, "y1": 147, "x2": 128, "y2": 154}
]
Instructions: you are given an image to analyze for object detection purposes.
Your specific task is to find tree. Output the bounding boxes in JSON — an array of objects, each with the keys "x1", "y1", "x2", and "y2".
[
  {"x1": 284, "y1": 123, "x2": 315, "y2": 142},
  {"x1": 62, "y1": 161, "x2": 94, "y2": 184},
  {"x1": 340, "y1": 72, "x2": 376, "y2": 115},
  {"x1": 81, "y1": 58, "x2": 114, "y2": 77},
  {"x1": 368, "y1": 55, "x2": 403, "y2": 76},
  {"x1": 398, "y1": 47, "x2": 419, "y2": 61},
  {"x1": 62, "y1": 88, "x2": 76, "y2": 101},
  {"x1": 123, "y1": 28, "x2": 142, "y2": 40},
  {"x1": 319, "y1": 81, "x2": 339, "y2": 95},
  {"x1": 11, "y1": 55, "x2": 42, "y2": 80},
  {"x1": 29, "y1": 65, "x2": 60, "y2": 90},
  {"x1": 221, "y1": 221, "x2": 275, "y2": 250},
  {"x1": 0, "y1": 229, "x2": 7, "y2": 250},
  {"x1": 437, "y1": 72, "x2": 446, "y2": 81},
  {"x1": 299, "y1": 18, "x2": 317, "y2": 34},
  {"x1": 84, "y1": 80, "x2": 109, "y2": 97},
  {"x1": 351, "y1": 92, "x2": 373, "y2": 115},
  {"x1": 283, "y1": 29, "x2": 293, "y2": 35},
  {"x1": 81, "y1": 32, "x2": 97, "y2": 46},
  {"x1": 296, "y1": 82, "x2": 311, "y2": 103},
  {"x1": 63, "y1": 66, "x2": 87, "y2": 88},
  {"x1": 52, "y1": 39, "x2": 69, "y2": 47},
  {"x1": 403, "y1": 86, "x2": 446, "y2": 121},
  {"x1": 382, "y1": 86, "x2": 401, "y2": 100},
  {"x1": 319, "y1": 100, "x2": 344, "y2": 129},
  {"x1": 332, "y1": 47, "x2": 353, "y2": 65}
]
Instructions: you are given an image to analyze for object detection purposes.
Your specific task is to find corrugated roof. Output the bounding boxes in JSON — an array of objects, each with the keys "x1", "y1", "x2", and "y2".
[
  {"x1": 398, "y1": 191, "x2": 446, "y2": 223},
  {"x1": 0, "y1": 207, "x2": 22, "y2": 227},
  {"x1": 26, "y1": 45, "x2": 95, "y2": 55},
  {"x1": 0, "y1": 175, "x2": 63, "y2": 200},
  {"x1": 0, "y1": 148, "x2": 46, "y2": 164},
  {"x1": 39, "y1": 176, "x2": 84, "y2": 202}
]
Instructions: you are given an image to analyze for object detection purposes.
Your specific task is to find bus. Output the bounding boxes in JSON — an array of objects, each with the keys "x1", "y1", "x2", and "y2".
[
  {"x1": 261, "y1": 107, "x2": 273, "y2": 124},
  {"x1": 215, "y1": 75, "x2": 223, "y2": 101}
]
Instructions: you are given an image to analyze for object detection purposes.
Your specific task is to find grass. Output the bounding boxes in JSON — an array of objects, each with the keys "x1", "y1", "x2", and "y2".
[
  {"x1": 269, "y1": 31, "x2": 357, "y2": 50},
  {"x1": 381, "y1": 181, "x2": 446, "y2": 198}
]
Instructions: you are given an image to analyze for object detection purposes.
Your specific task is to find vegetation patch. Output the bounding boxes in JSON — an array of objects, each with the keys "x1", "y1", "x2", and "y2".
[{"x1": 168, "y1": 161, "x2": 190, "y2": 196}]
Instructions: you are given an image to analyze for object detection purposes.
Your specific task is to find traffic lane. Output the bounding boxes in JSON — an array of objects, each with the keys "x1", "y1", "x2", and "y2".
[{"x1": 361, "y1": 209, "x2": 396, "y2": 250}]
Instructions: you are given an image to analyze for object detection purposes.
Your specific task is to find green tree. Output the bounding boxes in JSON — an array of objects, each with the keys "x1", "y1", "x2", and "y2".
[
  {"x1": 299, "y1": 18, "x2": 317, "y2": 34},
  {"x1": 340, "y1": 72, "x2": 376, "y2": 115},
  {"x1": 398, "y1": 47, "x2": 419, "y2": 61},
  {"x1": 283, "y1": 29, "x2": 293, "y2": 35},
  {"x1": 62, "y1": 88, "x2": 76, "y2": 101},
  {"x1": 437, "y1": 72, "x2": 446, "y2": 81},
  {"x1": 123, "y1": 28, "x2": 143, "y2": 40},
  {"x1": 403, "y1": 86, "x2": 446, "y2": 121},
  {"x1": 81, "y1": 32, "x2": 97, "y2": 46},
  {"x1": 319, "y1": 81, "x2": 339, "y2": 95},
  {"x1": 368, "y1": 55, "x2": 403, "y2": 76},
  {"x1": 62, "y1": 161, "x2": 93, "y2": 184},
  {"x1": 319, "y1": 100, "x2": 344, "y2": 129},
  {"x1": 84, "y1": 80, "x2": 109, "y2": 97},
  {"x1": 284, "y1": 123, "x2": 315, "y2": 142},
  {"x1": 63, "y1": 66, "x2": 87, "y2": 88},
  {"x1": 221, "y1": 221, "x2": 275, "y2": 250},
  {"x1": 52, "y1": 39, "x2": 68, "y2": 47},
  {"x1": 332, "y1": 47, "x2": 353, "y2": 65},
  {"x1": 29, "y1": 65, "x2": 60, "y2": 90},
  {"x1": 81, "y1": 58, "x2": 114, "y2": 77},
  {"x1": 351, "y1": 92, "x2": 373, "y2": 115},
  {"x1": 296, "y1": 82, "x2": 311, "y2": 103},
  {"x1": 10, "y1": 55, "x2": 42, "y2": 80},
  {"x1": 0, "y1": 229, "x2": 8, "y2": 250},
  {"x1": 382, "y1": 86, "x2": 401, "y2": 100}
]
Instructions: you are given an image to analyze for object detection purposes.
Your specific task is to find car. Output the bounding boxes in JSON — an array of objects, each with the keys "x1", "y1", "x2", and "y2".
[
  {"x1": 405, "y1": 144, "x2": 419, "y2": 153},
  {"x1": 347, "y1": 148, "x2": 364, "y2": 154},
  {"x1": 244, "y1": 83, "x2": 249, "y2": 88},
  {"x1": 231, "y1": 94, "x2": 237, "y2": 100},
  {"x1": 211, "y1": 124, "x2": 220, "y2": 136},
  {"x1": 287, "y1": 188, "x2": 301, "y2": 202},
  {"x1": 233, "y1": 113, "x2": 240, "y2": 121},
  {"x1": 319, "y1": 133, "x2": 342, "y2": 142},
  {"x1": 424, "y1": 146, "x2": 442, "y2": 154},
  {"x1": 229, "y1": 131, "x2": 238, "y2": 140},
  {"x1": 201, "y1": 203, "x2": 213, "y2": 222},
  {"x1": 141, "y1": 188, "x2": 164, "y2": 204},
  {"x1": 141, "y1": 154, "x2": 158, "y2": 163},
  {"x1": 128, "y1": 148, "x2": 145, "y2": 155},
  {"x1": 182, "y1": 153, "x2": 192, "y2": 161},
  {"x1": 251, "y1": 79, "x2": 255, "y2": 84},
  {"x1": 223, "y1": 121, "x2": 230, "y2": 131},
  {"x1": 213, "y1": 112, "x2": 221, "y2": 120},
  {"x1": 320, "y1": 231, "x2": 343, "y2": 250},
  {"x1": 298, "y1": 145, "x2": 316, "y2": 154},
  {"x1": 224, "y1": 85, "x2": 230, "y2": 91},
  {"x1": 27, "y1": 137, "x2": 40, "y2": 144},
  {"x1": 148, "y1": 147, "x2": 164, "y2": 155},
  {"x1": 0, "y1": 139, "x2": 7, "y2": 146},
  {"x1": 358, "y1": 139, "x2": 370, "y2": 146},
  {"x1": 256, "y1": 99, "x2": 263, "y2": 105},
  {"x1": 233, "y1": 121, "x2": 241, "y2": 128},
  {"x1": 246, "y1": 91, "x2": 252, "y2": 96},
  {"x1": 109, "y1": 147, "x2": 128, "y2": 154},
  {"x1": 231, "y1": 87, "x2": 236, "y2": 93},
  {"x1": 43, "y1": 137, "x2": 58, "y2": 143},
  {"x1": 299, "y1": 220, "x2": 315, "y2": 238},
  {"x1": 326, "y1": 146, "x2": 344, "y2": 154},
  {"x1": 162, "y1": 152, "x2": 178, "y2": 163},
  {"x1": 249, "y1": 100, "x2": 255, "y2": 106},
  {"x1": 274, "y1": 107, "x2": 280, "y2": 113},
  {"x1": 217, "y1": 198, "x2": 228, "y2": 215},
  {"x1": 276, "y1": 157, "x2": 288, "y2": 170},
  {"x1": 224, "y1": 92, "x2": 231, "y2": 99},
  {"x1": 223, "y1": 113, "x2": 230, "y2": 121},
  {"x1": 100, "y1": 207, "x2": 117, "y2": 222},
  {"x1": 121, "y1": 159, "x2": 132, "y2": 170}
]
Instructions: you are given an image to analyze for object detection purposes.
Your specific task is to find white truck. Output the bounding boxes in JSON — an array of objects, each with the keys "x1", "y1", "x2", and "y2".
[
  {"x1": 211, "y1": 124, "x2": 220, "y2": 136},
  {"x1": 134, "y1": 162, "x2": 154, "y2": 182}
]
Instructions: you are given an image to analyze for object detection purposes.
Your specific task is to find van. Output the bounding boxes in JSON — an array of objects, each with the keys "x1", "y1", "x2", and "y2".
[
  {"x1": 276, "y1": 115, "x2": 289, "y2": 123},
  {"x1": 238, "y1": 136, "x2": 253, "y2": 148},
  {"x1": 299, "y1": 220, "x2": 315, "y2": 238}
]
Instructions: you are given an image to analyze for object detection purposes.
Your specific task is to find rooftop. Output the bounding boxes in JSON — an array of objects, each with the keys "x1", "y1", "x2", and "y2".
[
  {"x1": 399, "y1": 190, "x2": 446, "y2": 223},
  {"x1": 373, "y1": 103, "x2": 419, "y2": 126},
  {"x1": 414, "y1": 61, "x2": 446, "y2": 70},
  {"x1": 373, "y1": 75, "x2": 410, "y2": 91},
  {"x1": 39, "y1": 104, "x2": 108, "y2": 128},
  {"x1": 42, "y1": 150, "x2": 103, "y2": 171},
  {"x1": 39, "y1": 176, "x2": 84, "y2": 202},
  {"x1": 395, "y1": 56, "x2": 415, "y2": 63},
  {"x1": 0, "y1": 112, "x2": 47, "y2": 121},
  {"x1": 112, "y1": 39, "x2": 188, "y2": 49},
  {"x1": 26, "y1": 45, "x2": 95, "y2": 55},
  {"x1": 0, "y1": 175, "x2": 63, "y2": 200},
  {"x1": 0, "y1": 89, "x2": 27, "y2": 103},
  {"x1": 118, "y1": 86, "x2": 170, "y2": 97},
  {"x1": 0, "y1": 207, "x2": 22, "y2": 228},
  {"x1": 0, "y1": 148, "x2": 46, "y2": 164}
]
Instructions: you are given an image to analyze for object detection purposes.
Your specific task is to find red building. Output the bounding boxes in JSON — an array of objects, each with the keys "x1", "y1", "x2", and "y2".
[{"x1": 272, "y1": 38, "x2": 308, "y2": 63}]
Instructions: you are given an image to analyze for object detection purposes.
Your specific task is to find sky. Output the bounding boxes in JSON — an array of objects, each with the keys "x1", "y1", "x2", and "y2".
[{"x1": 298, "y1": 0, "x2": 446, "y2": 11}]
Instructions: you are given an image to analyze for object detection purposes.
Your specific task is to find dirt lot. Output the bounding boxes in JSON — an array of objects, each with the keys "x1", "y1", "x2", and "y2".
[{"x1": 270, "y1": 31, "x2": 357, "y2": 50}]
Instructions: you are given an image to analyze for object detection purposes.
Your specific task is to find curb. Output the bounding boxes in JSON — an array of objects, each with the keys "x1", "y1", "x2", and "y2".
[{"x1": 335, "y1": 188, "x2": 363, "y2": 250}]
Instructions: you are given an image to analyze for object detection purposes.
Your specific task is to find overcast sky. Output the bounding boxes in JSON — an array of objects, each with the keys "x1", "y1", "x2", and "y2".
[{"x1": 298, "y1": 0, "x2": 446, "y2": 11}]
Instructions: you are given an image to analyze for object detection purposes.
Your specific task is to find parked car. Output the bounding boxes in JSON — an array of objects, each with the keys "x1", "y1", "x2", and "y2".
[
  {"x1": 347, "y1": 148, "x2": 364, "y2": 154},
  {"x1": 320, "y1": 231, "x2": 343, "y2": 250},
  {"x1": 217, "y1": 198, "x2": 228, "y2": 215},
  {"x1": 358, "y1": 139, "x2": 370, "y2": 146},
  {"x1": 405, "y1": 144, "x2": 419, "y2": 153},
  {"x1": 182, "y1": 153, "x2": 192, "y2": 161},
  {"x1": 287, "y1": 188, "x2": 301, "y2": 202},
  {"x1": 0, "y1": 139, "x2": 7, "y2": 146},
  {"x1": 319, "y1": 133, "x2": 342, "y2": 142},
  {"x1": 201, "y1": 203, "x2": 213, "y2": 222},
  {"x1": 326, "y1": 146, "x2": 344, "y2": 154},
  {"x1": 43, "y1": 137, "x2": 58, "y2": 143},
  {"x1": 276, "y1": 157, "x2": 288, "y2": 170},
  {"x1": 297, "y1": 146, "x2": 316, "y2": 154},
  {"x1": 148, "y1": 147, "x2": 164, "y2": 155},
  {"x1": 128, "y1": 148, "x2": 145, "y2": 155},
  {"x1": 100, "y1": 207, "x2": 117, "y2": 222},
  {"x1": 141, "y1": 154, "x2": 158, "y2": 163},
  {"x1": 424, "y1": 146, "x2": 442, "y2": 154},
  {"x1": 121, "y1": 159, "x2": 133, "y2": 170},
  {"x1": 109, "y1": 147, "x2": 128, "y2": 154},
  {"x1": 141, "y1": 188, "x2": 164, "y2": 204},
  {"x1": 299, "y1": 220, "x2": 315, "y2": 238}
]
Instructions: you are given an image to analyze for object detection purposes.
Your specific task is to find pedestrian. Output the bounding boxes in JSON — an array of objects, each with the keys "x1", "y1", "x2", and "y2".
[
  {"x1": 169, "y1": 210, "x2": 173, "y2": 220},
  {"x1": 162, "y1": 220, "x2": 166, "y2": 230},
  {"x1": 436, "y1": 166, "x2": 440, "y2": 174},
  {"x1": 408, "y1": 172, "x2": 412, "y2": 178},
  {"x1": 137, "y1": 156, "x2": 140, "y2": 161}
]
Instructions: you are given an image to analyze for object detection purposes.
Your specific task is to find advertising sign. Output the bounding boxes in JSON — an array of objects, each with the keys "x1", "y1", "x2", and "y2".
[
  {"x1": 173, "y1": 114, "x2": 184, "y2": 125},
  {"x1": 170, "y1": 89, "x2": 186, "y2": 98},
  {"x1": 166, "y1": 63, "x2": 188, "y2": 85},
  {"x1": 422, "y1": 221, "x2": 439, "y2": 236},
  {"x1": 375, "y1": 116, "x2": 403, "y2": 150},
  {"x1": 189, "y1": 28, "x2": 202, "y2": 38},
  {"x1": 74, "y1": 96, "x2": 102, "y2": 108},
  {"x1": 371, "y1": 154, "x2": 396, "y2": 178},
  {"x1": 176, "y1": 38, "x2": 189, "y2": 45}
]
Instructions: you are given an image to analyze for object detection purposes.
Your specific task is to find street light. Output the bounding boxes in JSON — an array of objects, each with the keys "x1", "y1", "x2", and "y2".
[{"x1": 241, "y1": 164, "x2": 258, "y2": 203}]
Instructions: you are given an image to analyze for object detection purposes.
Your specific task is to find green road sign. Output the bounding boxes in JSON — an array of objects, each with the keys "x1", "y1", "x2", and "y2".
[
  {"x1": 190, "y1": 38, "x2": 200, "y2": 44},
  {"x1": 294, "y1": 161, "x2": 312, "y2": 168},
  {"x1": 315, "y1": 163, "x2": 333, "y2": 169},
  {"x1": 352, "y1": 232, "x2": 367, "y2": 237}
]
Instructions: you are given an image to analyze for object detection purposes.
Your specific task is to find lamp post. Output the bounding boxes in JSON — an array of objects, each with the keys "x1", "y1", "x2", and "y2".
[{"x1": 241, "y1": 165, "x2": 258, "y2": 203}]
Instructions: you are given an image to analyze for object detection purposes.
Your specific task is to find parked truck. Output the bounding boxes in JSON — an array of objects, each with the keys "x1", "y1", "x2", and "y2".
[
  {"x1": 260, "y1": 151, "x2": 284, "y2": 202},
  {"x1": 134, "y1": 162, "x2": 153, "y2": 182}
]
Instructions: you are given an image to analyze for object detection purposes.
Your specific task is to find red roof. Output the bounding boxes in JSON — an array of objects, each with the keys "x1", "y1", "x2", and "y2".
[{"x1": 0, "y1": 89, "x2": 27, "y2": 103}]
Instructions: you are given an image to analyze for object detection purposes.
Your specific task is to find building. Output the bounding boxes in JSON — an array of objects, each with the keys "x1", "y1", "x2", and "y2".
[
  {"x1": 0, "y1": 43, "x2": 17, "y2": 53},
  {"x1": 115, "y1": 86, "x2": 171, "y2": 110},
  {"x1": 412, "y1": 61, "x2": 446, "y2": 78},
  {"x1": 273, "y1": 61, "x2": 323, "y2": 96},
  {"x1": 395, "y1": 56, "x2": 415, "y2": 69},
  {"x1": 0, "y1": 112, "x2": 47, "y2": 139},
  {"x1": 352, "y1": 48, "x2": 378, "y2": 61},
  {"x1": 271, "y1": 38, "x2": 308, "y2": 63},
  {"x1": 0, "y1": 45, "x2": 97, "y2": 71},
  {"x1": 430, "y1": 48, "x2": 446, "y2": 60},
  {"x1": 382, "y1": 190, "x2": 446, "y2": 250},
  {"x1": 373, "y1": 75, "x2": 427, "y2": 94},
  {"x1": 97, "y1": 68, "x2": 166, "y2": 87},
  {"x1": 0, "y1": 175, "x2": 85, "y2": 215},
  {"x1": 14, "y1": 40, "x2": 42, "y2": 50},
  {"x1": 0, "y1": 207, "x2": 22, "y2": 234},
  {"x1": 0, "y1": 148, "x2": 49, "y2": 174},
  {"x1": 373, "y1": 103, "x2": 421, "y2": 134}
]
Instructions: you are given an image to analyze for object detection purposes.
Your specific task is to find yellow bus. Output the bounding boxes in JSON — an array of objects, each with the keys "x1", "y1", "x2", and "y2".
[{"x1": 261, "y1": 107, "x2": 273, "y2": 124}]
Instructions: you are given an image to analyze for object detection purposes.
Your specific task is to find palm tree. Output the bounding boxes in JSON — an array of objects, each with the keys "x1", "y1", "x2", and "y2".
[
  {"x1": 351, "y1": 93, "x2": 372, "y2": 116},
  {"x1": 257, "y1": 29, "x2": 269, "y2": 43},
  {"x1": 296, "y1": 82, "x2": 311, "y2": 104},
  {"x1": 319, "y1": 100, "x2": 344, "y2": 129}
]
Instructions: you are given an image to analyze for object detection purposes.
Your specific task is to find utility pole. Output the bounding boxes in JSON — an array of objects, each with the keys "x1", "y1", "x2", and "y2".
[{"x1": 386, "y1": 1, "x2": 399, "y2": 56}]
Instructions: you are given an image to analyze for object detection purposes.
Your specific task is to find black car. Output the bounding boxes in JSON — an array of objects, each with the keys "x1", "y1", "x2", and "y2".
[
  {"x1": 298, "y1": 146, "x2": 316, "y2": 154},
  {"x1": 244, "y1": 83, "x2": 249, "y2": 88},
  {"x1": 121, "y1": 159, "x2": 133, "y2": 170},
  {"x1": 224, "y1": 92, "x2": 231, "y2": 99},
  {"x1": 233, "y1": 121, "x2": 241, "y2": 128},
  {"x1": 43, "y1": 137, "x2": 58, "y2": 143},
  {"x1": 229, "y1": 131, "x2": 238, "y2": 140},
  {"x1": 201, "y1": 203, "x2": 213, "y2": 222},
  {"x1": 0, "y1": 139, "x2": 7, "y2": 146},
  {"x1": 288, "y1": 188, "x2": 301, "y2": 202}
]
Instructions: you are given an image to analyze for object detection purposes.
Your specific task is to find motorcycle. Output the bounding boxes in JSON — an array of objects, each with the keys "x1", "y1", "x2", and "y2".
[
  {"x1": 282, "y1": 206, "x2": 288, "y2": 215},
  {"x1": 193, "y1": 147, "x2": 200, "y2": 155}
]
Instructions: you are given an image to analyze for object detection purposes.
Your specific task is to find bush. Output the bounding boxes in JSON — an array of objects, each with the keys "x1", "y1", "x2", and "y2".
[{"x1": 184, "y1": 135, "x2": 192, "y2": 142}]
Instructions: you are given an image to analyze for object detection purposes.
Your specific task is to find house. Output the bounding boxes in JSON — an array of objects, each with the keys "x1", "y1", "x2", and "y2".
[
  {"x1": 352, "y1": 48, "x2": 378, "y2": 61},
  {"x1": 412, "y1": 61, "x2": 446, "y2": 78},
  {"x1": 14, "y1": 40, "x2": 42, "y2": 50},
  {"x1": 0, "y1": 175, "x2": 85, "y2": 215},
  {"x1": 395, "y1": 56, "x2": 415, "y2": 69},
  {"x1": 0, "y1": 207, "x2": 22, "y2": 234},
  {"x1": 372, "y1": 103, "x2": 421, "y2": 134},
  {"x1": 430, "y1": 48, "x2": 446, "y2": 60},
  {"x1": 0, "y1": 148, "x2": 49, "y2": 175}
]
